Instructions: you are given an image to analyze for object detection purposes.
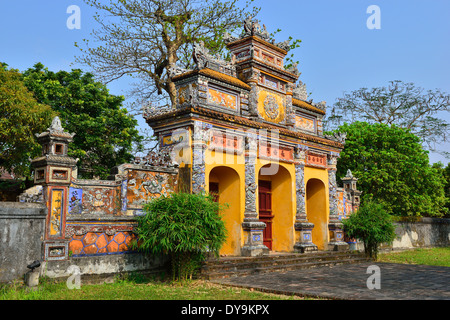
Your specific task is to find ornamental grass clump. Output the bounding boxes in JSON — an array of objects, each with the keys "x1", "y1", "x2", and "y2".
[
  {"x1": 133, "y1": 192, "x2": 227, "y2": 281},
  {"x1": 342, "y1": 200, "x2": 396, "y2": 260}
]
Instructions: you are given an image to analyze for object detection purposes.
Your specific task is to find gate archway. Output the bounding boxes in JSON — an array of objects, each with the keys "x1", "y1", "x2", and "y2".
[
  {"x1": 258, "y1": 163, "x2": 294, "y2": 252},
  {"x1": 208, "y1": 166, "x2": 241, "y2": 256},
  {"x1": 306, "y1": 178, "x2": 328, "y2": 250}
]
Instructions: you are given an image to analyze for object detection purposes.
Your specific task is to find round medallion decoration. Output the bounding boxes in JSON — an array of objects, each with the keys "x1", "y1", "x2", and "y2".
[{"x1": 263, "y1": 95, "x2": 279, "y2": 120}]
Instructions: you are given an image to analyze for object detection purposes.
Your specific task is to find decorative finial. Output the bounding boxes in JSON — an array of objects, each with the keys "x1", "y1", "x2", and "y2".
[
  {"x1": 48, "y1": 116, "x2": 64, "y2": 133},
  {"x1": 346, "y1": 169, "x2": 353, "y2": 178}
]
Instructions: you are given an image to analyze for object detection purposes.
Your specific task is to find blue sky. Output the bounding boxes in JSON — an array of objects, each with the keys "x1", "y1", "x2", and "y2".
[{"x1": 1, "y1": 0, "x2": 449, "y2": 164}]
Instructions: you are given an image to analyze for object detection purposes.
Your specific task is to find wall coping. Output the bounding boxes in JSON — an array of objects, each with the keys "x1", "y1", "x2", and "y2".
[
  {"x1": 393, "y1": 216, "x2": 450, "y2": 225},
  {"x1": 0, "y1": 202, "x2": 46, "y2": 218}
]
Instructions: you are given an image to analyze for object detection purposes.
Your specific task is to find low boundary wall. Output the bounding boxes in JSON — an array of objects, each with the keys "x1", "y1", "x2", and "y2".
[
  {"x1": 0, "y1": 202, "x2": 46, "y2": 283},
  {"x1": 349, "y1": 217, "x2": 450, "y2": 252}
]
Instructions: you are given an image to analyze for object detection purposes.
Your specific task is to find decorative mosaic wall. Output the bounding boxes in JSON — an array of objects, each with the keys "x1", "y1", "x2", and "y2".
[
  {"x1": 49, "y1": 188, "x2": 64, "y2": 237},
  {"x1": 295, "y1": 115, "x2": 316, "y2": 133},
  {"x1": 257, "y1": 89, "x2": 286, "y2": 123},
  {"x1": 126, "y1": 170, "x2": 177, "y2": 210},
  {"x1": 69, "y1": 231, "x2": 137, "y2": 256},
  {"x1": 336, "y1": 190, "x2": 352, "y2": 219},
  {"x1": 208, "y1": 87, "x2": 238, "y2": 110},
  {"x1": 64, "y1": 165, "x2": 178, "y2": 257}
]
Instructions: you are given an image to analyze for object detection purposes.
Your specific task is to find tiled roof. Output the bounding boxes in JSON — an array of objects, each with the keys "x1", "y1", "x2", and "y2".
[
  {"x1": 226, "y1": 36, "x2": 288, "y2": 55},
  {"x1": 172, "y1": 68, "x2": 251, "y2": 91},
  {"x1": 146, "y1": 105, "x2": 343, "y2": 149},
  {"x1": 292, "y1": 98, "x2": 326, "y2": 115}
]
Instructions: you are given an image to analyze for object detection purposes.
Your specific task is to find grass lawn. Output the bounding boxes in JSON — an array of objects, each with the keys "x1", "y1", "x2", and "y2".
[
  {"x1": 0, "y1": 276, "x2": 306, "y2": 300},
  {"x1": 2, "y1": 247, "x2": 448, "y2": 300},
  {"x1": 377, "y1": 247, "x2": 450, "y2": 267}
]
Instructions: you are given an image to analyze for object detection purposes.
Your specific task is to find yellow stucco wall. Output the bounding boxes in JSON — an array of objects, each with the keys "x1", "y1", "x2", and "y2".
[
  {"x1": 202, "y1": 147, "x2": 332, "y2": 254},
  {"x1": 304, "y1": 166, "x2": 330, "y2": 250},
  {"x1": 205, "y1": 150, "x2": 245, "y2": 256},
  {"x1": 256, "y1": 160, "x2": 295, "y2": 252}
]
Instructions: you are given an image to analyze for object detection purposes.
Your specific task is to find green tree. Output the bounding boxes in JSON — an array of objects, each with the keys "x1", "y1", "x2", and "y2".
[
  {"x1": 76, "y1": 0, "x2": 260, "y2": 108},
  {"x1": 334, "y1": 121, "x2": 447, "y2": 217},
  {"x1": 343, "y1": 200, "x2": 396, "y2": 260},
  {"x1": 0, "y1": 63, "x2": 55, "y2": 178},
  {"x1": 22, "y1": 63, "x2": 143, "y2": 179},
  {"x1": 445, "y1": 163, "x2": 450, "y2": 215},
  {"x1": 326, "y1": 80, "x2": 450, "y2": 155},
  {"x1": 134, "y1": 192, "x2": 227, "y2": 281},
  {"x1": 432, "y1": 162, "x2": 450, "y2": 217}
]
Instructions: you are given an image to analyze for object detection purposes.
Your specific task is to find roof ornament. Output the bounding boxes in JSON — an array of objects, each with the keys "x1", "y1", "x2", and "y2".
[
  {"x1": 142, "y1": 102, "x2": 171, "y2": 119},
  {"x1": 168, "y1": 64, "x2": 191, "y2": 78},
  {"x1": 345, "y1": 169, "x2": 354, "y2": 178},
  {"x1": 36, "y1": 116, "x2": 75, "y2": 139},
  {"x1": 239, "y1": 16, "x2": 291, "y2": 52},
  {"x1": 276, "y1": 39, "x2": 291, "y2": 52},
  {"x1": 325, "y1": 131, "x2": 347, "y2": 144},
  {"x1": 223, "y1": 31, "x2": 238, "y2": 44},
  {"x1": 192, "y1": 41, "x2": 236, "y2": 76},
  {"x1": 313, "y1": 101, "x2": 327, "y2": 112},
  {"x1": 293, "y1": 81, "x2": 308, "y2": 101},
  {"x1": 242, "y1": 16, "x2": 273, "y2": 42},
  {"x1": 285, "y1": 62, "x2": 300, "y2": 76},
  {"x1": 48, "y1": 116, "x2": 64, "y2": 133}
]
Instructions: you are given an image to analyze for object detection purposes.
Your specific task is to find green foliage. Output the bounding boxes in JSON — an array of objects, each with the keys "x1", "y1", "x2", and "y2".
[
  {"x1": 445, "y1": 163, "x2": 450, "y2": 215},
  {"x1": 431, "y1": 162, "x2": 450, "y2": 217},
  {"x1": 134, "y1": 192, "x2": 227, "y2": 281},
  {"x1": 0, "y1": 64, "x2": 56, "y2": 178},
  {"x1": 21, "y1": 63, "x2": 143, "y2": 179},
  {"x1": 334, "y1": 122, "x2": 447, "y2": 217},
  {"x1": 283, "y1": 36, "x2": 302, "y2": 70},
  {"x1": 343, "y1": 200, "x2": 396, "y2": 260}
]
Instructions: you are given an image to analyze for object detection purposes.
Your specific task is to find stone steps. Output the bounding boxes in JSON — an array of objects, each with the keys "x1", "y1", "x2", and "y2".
[{"x1": 200, "y1": 251, "x2": 371, "y2": 280}]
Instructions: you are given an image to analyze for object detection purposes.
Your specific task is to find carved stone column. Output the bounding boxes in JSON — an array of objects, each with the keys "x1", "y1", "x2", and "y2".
[
  {"x1": 327, "y1": 152, "x2": 348, "y2": 251},
  {"x1": 246, "y1": 68, "x2": 261, "y2": 121},
  {"x1": 293, "y1": 145, "x2": 318, "y2": 253},
  {"x1": 285, "y1": 83, "x2": 296, "y2": 129},
  {"x1": 192, "y1": 121, "x2": 208, "y2": 194},
  {"x1": 241, "y1": 131, "x2": 269, "y2": 256}
]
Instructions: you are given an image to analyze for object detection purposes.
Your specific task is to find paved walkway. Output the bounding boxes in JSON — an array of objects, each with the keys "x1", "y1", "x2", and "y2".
[{"x1": 212, "y1": 262, "x2": 450, "y2": 300}]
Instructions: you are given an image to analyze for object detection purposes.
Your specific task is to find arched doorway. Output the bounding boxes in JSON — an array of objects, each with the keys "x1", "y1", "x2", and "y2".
[
  {"x1": 306, "y1": 178, "x2": 328, "y2": 250},
  {"x1": 258, "y1": 164, "x2": 294, "y2": 252},
  {"x1": 208, "y1": 166, "x2": 241, "y2": 256}
]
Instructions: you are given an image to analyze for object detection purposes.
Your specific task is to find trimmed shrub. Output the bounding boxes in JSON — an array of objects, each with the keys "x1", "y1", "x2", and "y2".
[
  {"x1": 133, "y1": 192, "x2": 227, "y2": 281},
  {"x1": 343, "y1": 200, "x2": 396, "y2": 260}
]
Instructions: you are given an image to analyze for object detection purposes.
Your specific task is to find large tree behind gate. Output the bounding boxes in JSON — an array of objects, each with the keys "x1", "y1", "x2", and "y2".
[
  {"x1": 75, "y1": 0, "x2": 260, "y2": 109},
  {"x1": 335, "y1": 121, "x2": 447, "y2": 218},
  {"x1": 325, "y1": 80, "x2": 450, "y2": 155}
]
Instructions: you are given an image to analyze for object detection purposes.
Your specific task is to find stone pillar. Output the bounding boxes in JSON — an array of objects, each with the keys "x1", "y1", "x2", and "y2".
[
  {"x1": 293, "y1": 145, "x2": 318, "y2": 253},
  {"x1": 192, "y1": 121, "x2": 208, "y2": 194},
  {"x1": 241, "y1": 131, "x2": 269, "y2": 256},
  {"x1": 327, "y1": 152, "x2": 348, "y2": 251},
  {"x1": 31, "y1": 116, "x2": 77, "y2": 261},
  {"x1": 285, "y1": 83, "x2": 296, "y2": 129}
]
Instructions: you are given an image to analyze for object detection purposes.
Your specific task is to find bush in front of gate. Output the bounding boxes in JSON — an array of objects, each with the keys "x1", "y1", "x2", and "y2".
[
  {"x1": 133, "y1": 192, "x2": 227, "y2": 281},
  {"x1": 343, "y1": 199, "x2": 396, "y2": 260}
]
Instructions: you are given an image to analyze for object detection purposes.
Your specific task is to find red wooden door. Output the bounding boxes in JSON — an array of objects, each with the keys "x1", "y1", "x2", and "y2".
[
  {"x1": 258, "y1": 180, "x2": 273, "y2": 250},
  {"x1": 209, "y1": 182, "x2": 219, "y2": 203}
]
